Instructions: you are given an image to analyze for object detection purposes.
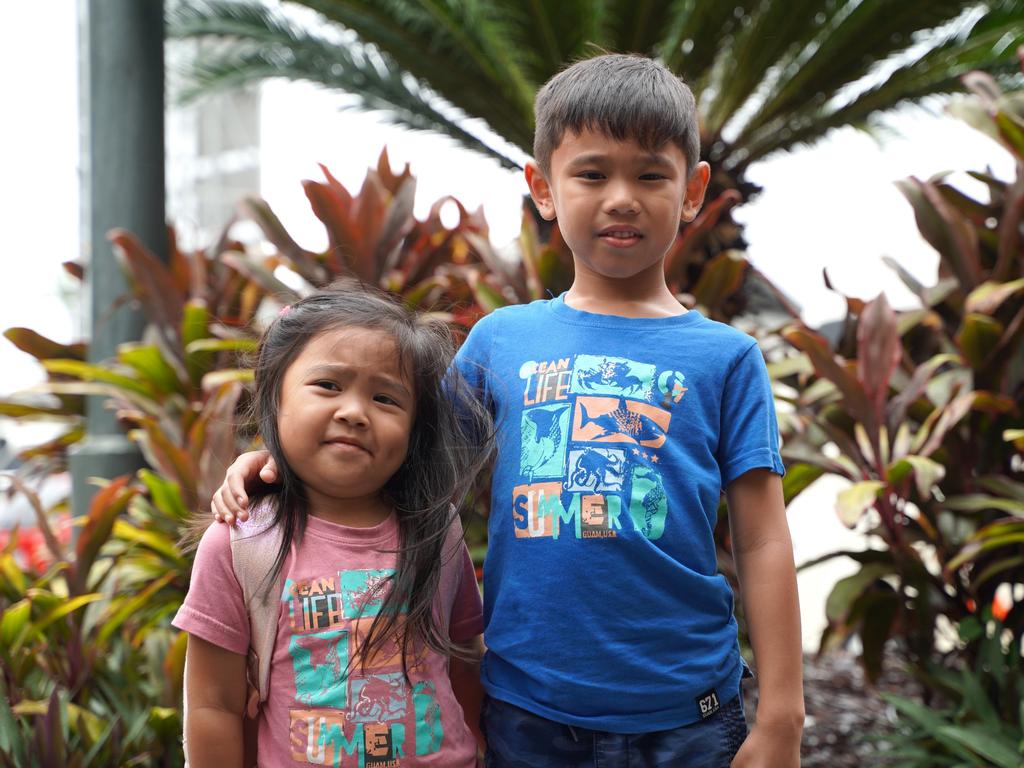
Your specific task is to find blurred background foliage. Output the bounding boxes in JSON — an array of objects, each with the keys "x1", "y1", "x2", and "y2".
[
  {"x1": 1, "y1": 3, "x2": 1023, "y2": 764},
  {"x1": 169, "y1": 0, "x2": 1024, "y2": 317}
]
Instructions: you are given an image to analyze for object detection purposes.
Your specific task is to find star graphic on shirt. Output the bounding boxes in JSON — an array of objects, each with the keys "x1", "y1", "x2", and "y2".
[
  {"x1": 651, "y1": 455, "x2": 660, "y2": 463},
  {"x1": 632, "y1": 448, "x2": 641, "y2": 456}
]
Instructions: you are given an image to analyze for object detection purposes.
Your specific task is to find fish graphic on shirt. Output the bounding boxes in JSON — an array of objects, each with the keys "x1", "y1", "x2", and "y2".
[
  {"x1": 579, "y1": 399, "x2": 667, "y2": 444},
  {"x1": 520, "y1": 403, "x2": 571, "y2": 480}
]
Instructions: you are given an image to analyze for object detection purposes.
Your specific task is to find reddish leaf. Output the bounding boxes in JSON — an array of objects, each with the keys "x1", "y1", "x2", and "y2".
[
  {"x1": 191, "y1": 381, "x2": 244, "y2": 508},
  {"x1": 62, "y1": 260, "x2": 84, "y2": 281},
  {"x1": 302, "y1": 179, "x2": 356, "y2": 276},
  {"x1": 240, "y1": 197, "x2": 323, "y2": 282},
  {"x1": 3, "y1": 328, "x2": 86, "y2": 362},
  {"x1": 664, "y1": 189, "x2": 742, "y2": 290},
  {"x1": 691, "y1": 250, "x2": 747, "y2": 316},
  {"x1": 857, "y1": 294, "x2": 901, "y2": 426},
  {"x1": 895, "y1": 178, "x2": 982, "y2": 291},
  {"x1": 73, "y1": 476, "x2": 136, "y2": 594},
  {"x1": 109, "y1": 229, "x2": 184, "y2": 332},
  {"x1": 782, "y1": 325, "x2": 872, "y2": 424}
]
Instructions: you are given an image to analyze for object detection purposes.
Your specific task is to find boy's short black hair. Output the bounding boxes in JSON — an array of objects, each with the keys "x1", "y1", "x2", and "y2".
[{"x1": 533, "y1": 54, "x2": 700, "y2": 177}]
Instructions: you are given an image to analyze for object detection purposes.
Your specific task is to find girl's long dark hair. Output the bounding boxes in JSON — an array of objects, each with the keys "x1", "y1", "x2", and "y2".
[{"x1": 251, "y1": 280, "x2": 493, "y2": 674}]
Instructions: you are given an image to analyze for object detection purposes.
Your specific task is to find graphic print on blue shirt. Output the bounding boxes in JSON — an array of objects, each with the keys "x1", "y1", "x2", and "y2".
[{"x1": 514, "y1": 353, "x2": 686, "y2": 542}]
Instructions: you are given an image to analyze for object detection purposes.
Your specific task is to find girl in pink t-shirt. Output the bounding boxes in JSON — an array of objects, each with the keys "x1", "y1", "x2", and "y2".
[{"x1": 174, "y1": 282, "x2": 492, "y2": 767}]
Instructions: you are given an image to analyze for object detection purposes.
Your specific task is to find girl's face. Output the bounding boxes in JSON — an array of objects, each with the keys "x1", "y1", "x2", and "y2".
[{"x1": 276, "y1": 326, "x2": 415, "y2": 526}]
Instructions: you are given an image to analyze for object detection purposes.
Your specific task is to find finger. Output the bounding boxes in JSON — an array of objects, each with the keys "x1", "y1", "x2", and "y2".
[
  {"x1": 259, "y1": 456, "x2": 279, "y2": 484},
  {"x1": 210, "y1": 495, "x2": 223, "y2": 523},
  {"x1": 226, "y1": 473, "x2": 248, "y2": 517}
]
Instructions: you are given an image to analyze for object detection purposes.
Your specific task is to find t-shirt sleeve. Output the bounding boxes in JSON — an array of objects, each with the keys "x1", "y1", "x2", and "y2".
[
  {"x1": 717, "y1": 341, "x2": 785, "y2": 487},
  {"x1": 448, "y1": 542, "x2": 484, "y2": 644},
  {"x1": 452, "y1": 313, "x2": 495, "y2": 409},
  {"x1": 172, "y1": 522, "x2": 250, "y2": 656}
]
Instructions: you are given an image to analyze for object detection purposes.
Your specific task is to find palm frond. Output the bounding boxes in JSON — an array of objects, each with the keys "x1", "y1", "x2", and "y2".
[
  {"x1": 734, "y1": 13, "x2": 1024, "y2": 168},
  {"x1": 733, "y1": 0, "x2": 978, "y2": 143}
]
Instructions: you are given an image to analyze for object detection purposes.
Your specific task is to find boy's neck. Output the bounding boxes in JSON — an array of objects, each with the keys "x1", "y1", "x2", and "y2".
[{"x1": 564, "y1": 263, "x2": 687, "y2": 319}]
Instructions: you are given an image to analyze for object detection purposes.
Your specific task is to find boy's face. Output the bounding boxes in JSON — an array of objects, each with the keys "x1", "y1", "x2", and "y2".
[{"x1": 526, "y1": 128, "x2": 709, "y2": 283}]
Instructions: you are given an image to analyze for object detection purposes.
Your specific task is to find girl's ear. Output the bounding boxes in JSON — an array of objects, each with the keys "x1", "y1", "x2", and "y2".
[
  {"x1": 681, "y1": 161, "x2": 711, "y2": 223},
  {"x1": 525, "y1": 162, "x2": 557, "y2": 221}
]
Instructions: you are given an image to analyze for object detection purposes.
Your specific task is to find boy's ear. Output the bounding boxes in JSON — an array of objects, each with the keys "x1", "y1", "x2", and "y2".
[
  {"x1": 681, "y1": 161, "x2": 711, "y2": 223},
  {"x1": 525, "y1": 162, "x2": 557, "y2": 221}
]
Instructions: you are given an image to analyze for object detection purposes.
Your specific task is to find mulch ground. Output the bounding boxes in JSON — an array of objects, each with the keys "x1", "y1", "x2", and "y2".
[{"x1": 741, "y1": 650, "x2": 920, "y2": 766}]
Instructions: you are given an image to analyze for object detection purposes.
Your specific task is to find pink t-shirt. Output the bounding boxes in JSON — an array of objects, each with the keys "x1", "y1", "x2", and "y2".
[{"x1": 174, "y1": 509, "x2": 483, "y2": 767}]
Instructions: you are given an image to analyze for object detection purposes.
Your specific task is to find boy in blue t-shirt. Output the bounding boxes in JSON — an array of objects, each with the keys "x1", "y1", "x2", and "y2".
[{"x1": 214, "y1": 54, "x2": 803, "y2": 768}]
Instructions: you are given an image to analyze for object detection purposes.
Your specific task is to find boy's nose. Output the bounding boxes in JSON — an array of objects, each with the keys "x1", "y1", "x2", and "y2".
[{"x1": 604, "y1": 183, "x2": 639, "y2": 215}]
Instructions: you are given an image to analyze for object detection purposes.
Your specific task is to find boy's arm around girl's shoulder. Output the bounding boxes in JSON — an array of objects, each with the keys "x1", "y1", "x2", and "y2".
[{"x1": 725, "y1": 468, "x2": 804, "y2": 767}]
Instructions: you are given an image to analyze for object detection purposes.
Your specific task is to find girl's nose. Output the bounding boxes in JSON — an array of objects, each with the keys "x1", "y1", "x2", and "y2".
[{"x1": 333, "y1": 395, "x2": 369, "y2": 427}]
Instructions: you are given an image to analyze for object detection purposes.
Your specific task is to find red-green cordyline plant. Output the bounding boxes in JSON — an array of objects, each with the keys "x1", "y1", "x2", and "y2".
[{"x1": 776, "y1": 63, "x2": 1024, "y2": 700}]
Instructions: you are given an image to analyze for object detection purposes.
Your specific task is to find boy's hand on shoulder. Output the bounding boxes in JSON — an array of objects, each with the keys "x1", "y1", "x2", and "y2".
[
  {"x1": 210, "y1": 449, "x2": 277, "y2": 525},
  {"x1": 730, "y1": 719, "x2": 802, "y2": 767}
]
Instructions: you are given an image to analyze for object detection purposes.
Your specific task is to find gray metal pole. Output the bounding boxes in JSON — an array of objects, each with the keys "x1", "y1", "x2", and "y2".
[{"x1": 71, "y1": 0, "x2": 165, "y2": 516}]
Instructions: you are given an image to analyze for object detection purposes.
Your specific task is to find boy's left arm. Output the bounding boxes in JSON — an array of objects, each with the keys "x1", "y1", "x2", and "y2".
[{"x1": 726, "y1": 468, "x2": 804, "y2": 767}]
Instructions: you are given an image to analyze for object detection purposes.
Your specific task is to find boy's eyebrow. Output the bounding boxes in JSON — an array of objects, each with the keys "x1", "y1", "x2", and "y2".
[
  {"x1": 565, "y1": 151, "x2": 676, "y2": 169},
  {"x1": 305, "y1": 363, "x2": 412, "y2": 398}
]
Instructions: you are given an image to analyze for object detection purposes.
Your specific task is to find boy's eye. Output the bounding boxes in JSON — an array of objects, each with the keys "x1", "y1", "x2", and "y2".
[
  {"x1": 640, "y1": 173, "x2": 666, "y2": 181},
  {"x1": 577, "y1": 171, "x2": 604, "y2": 180}
]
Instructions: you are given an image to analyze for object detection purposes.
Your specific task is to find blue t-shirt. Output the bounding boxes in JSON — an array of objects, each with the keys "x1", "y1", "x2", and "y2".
[{"x1": 455, "y1": 295, "x2": 784, "y2": 732}]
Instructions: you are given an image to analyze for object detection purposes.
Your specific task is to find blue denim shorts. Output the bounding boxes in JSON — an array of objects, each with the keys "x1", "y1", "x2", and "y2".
[{"x1": 482, "y1": 694, "x2": 748, "y2": 768}]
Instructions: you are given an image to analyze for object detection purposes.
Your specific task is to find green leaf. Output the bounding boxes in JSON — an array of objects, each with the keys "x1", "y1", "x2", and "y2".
[
  {"x1": 23, "y1": 593, "x2": 104, "y2": 649},
  {"x1": 956, "y1": 313, "x2": 1004, "y2": 369},
  {"x1": 835, "y1": 480, "x2": 884, "y2": 527},
  {"x1": 466, "y1": 270, "x2": 507, "y2": 313},
  {"x1": 886, "y1": 454, "x2": 945, "y2": 498},
  {"x1": 118, "y1": 343, "x2": 185, "y2": 396},
  {"x1": 112, "y1": 521, "x2": 185, "y2": 565},
  {"x1": 0, "y1": 401, "x2": 80, "y2": 421},
  {"x1": 943, "y1": 494, "x2": 1024, "y2": 516},
  {"x1": 138, "y1": 469, "x2": 189, "y2": 522},
  {"x1": 781, "y1": 462, "x2": 825, "y2": 505},
  {"x1": 95, "y1": 572, "x2": 176, "y2": 646},
  {"x1": 0, "y1": 600, "x2": 31, "y2": 649},
  {"x1": 825, "y1": 561, "x2": 893, "y2": 622},
  {"x1": 184, "y1": 338, "x2": 258, "y2": 355},
  {"x1": 965, "y1": 277, "x2": 1024, "y2": 315},
  {"x1": 934, "y1": 725, "x2": 1023, "y2": 768},
  {"x1": 42, "y1": 359, "x2": 155, "y2": 400}
]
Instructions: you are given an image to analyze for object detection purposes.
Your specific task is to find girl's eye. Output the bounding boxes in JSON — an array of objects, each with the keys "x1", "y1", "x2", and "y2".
[
  {"x1": 314, "y1": 380, "x2": 340, "y2": 391},
  {"x1": 374, "y1": 394, "x2": 400, "y2": 406}
]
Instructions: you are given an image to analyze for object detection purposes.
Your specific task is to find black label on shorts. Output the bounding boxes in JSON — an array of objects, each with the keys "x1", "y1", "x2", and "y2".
[{"x1": 695, "y1": 689, "x2": 720, "y2": 720}]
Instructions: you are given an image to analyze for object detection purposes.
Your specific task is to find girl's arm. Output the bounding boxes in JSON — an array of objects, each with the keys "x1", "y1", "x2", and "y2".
[
  {"x1": 184, "y1": 635, "x2": 248, "y2": 767},
  {"x1": 450, "y1": 633, "x2": 486, "y2": 753},
  {"x1": 726, "y1": 468, "x2": 804, "y2": 768}
]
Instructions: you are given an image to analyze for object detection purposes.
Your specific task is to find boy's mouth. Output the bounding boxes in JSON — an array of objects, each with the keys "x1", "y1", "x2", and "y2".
[{"x1": 598, "y1": 226, "x2": 643, "y2": 245}]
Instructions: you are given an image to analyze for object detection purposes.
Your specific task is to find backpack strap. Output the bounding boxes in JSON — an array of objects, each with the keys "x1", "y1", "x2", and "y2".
[{"x1": 230, "y1": 504, "x2": 286, "y2": 709}]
